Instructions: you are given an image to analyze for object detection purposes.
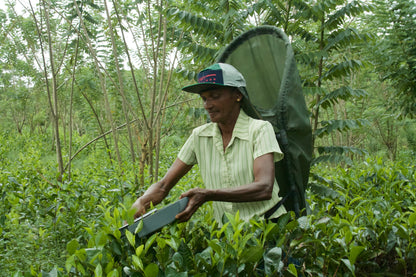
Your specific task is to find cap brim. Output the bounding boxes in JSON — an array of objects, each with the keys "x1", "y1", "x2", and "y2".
[{"x1": 182, "y1": 83, "x2": 227, "y2": 94}]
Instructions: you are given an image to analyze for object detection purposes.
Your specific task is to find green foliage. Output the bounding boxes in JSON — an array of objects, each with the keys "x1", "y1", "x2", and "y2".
[
  {"x1": 253, "y1": 0, "x2": 371, "y2": 165},
  {"x1": 364, "y1": 0, "x2": 416, "y2": 118},
  {"x1": 316, "y1": 86, "x2": 367, "y2": 109},
  {"x1": 0, "y1": 131, "x2": 135, "y2": 276},
  {"x1": 1, "y1": 0, "x2": 416, "y2": 276},
  {"x1": 312, "y1": 145, "x2": 368, "y2": 166},
  {"x1": 315, "y1": 119, "x2": 369, "y2": 138},
  {"x1": 165, "y1": 0, "x2": 253, "y2": 67},
  {"x1": 308, "y1": 158, "x2": 416, "y2": 276},
  {"x1": 60, "y1": 157, "x2": 416, "y2": 276},
  {"x1": 1, "y1": 132, "x2": 415, "y2": 276}
]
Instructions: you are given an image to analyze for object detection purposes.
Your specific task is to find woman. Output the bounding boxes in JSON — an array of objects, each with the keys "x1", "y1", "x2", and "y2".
[{"x1": 132, "y1": 63, "x2": 286, "y2": 223}]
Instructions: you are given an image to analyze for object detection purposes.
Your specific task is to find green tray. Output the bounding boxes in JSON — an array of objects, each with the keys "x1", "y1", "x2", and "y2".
[{"x1": 119, "y1": 197, "x2": 189, "y2": 238}]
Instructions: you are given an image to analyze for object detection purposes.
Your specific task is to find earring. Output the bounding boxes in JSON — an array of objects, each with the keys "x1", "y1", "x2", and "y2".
[{"x1": 237, "y1": 98, "x2": 241, "y2": 102}]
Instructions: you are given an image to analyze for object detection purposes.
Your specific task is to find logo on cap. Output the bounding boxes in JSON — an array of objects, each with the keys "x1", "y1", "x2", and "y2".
[
  {"x1": 197, "y1": 69, "x2": 224, "y2": 85},
  {"x1": 199, "y1": 74, "x2": 217, "y2": 83}
]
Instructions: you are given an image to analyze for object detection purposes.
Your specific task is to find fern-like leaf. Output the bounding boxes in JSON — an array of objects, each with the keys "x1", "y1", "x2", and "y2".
[
  {"x1": 325, "y1": 0, "x2": 373, "y2": 30},
  {"x1": 324, "y1": 28, "x2": 371, "y2": 52},
  {"x1": 165, "y1": 8, "x2": 223, "y2": 37},
  {"x1": 315, "y1": 119, "x2": 369, "y2": 137},
  {"x1": 317, "y1": 86, "x2": 368, "y2": 109},
  {"x1": 322, "y1": 59, "x2": 364, "y2": 81}
]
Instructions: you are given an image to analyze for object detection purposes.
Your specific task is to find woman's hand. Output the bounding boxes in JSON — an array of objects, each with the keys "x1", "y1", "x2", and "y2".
[
  {"x1": 130, "y1": 158, "x2": 193, "y2": 219},
  {"x1": 131, "y1": 197, "x2": 147, "y2": 219},
  {"x1": 176, "y1": 188, "x2": 209, "y2": 222}
]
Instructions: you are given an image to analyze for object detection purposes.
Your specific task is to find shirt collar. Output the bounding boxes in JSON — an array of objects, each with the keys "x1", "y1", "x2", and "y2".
[{"x1": 231, "y1": 109, "x2": 250, "y2": 140}]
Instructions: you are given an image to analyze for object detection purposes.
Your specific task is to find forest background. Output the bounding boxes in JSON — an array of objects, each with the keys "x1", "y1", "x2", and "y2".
[{"x1": 0, "y1": 0, "x2": 415, "y2": 276}]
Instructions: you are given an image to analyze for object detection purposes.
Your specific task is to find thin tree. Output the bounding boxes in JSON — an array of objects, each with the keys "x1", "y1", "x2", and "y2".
[
  {"x1": 72, "y1": 0, "x2": 123, "y2": 168},
  {"x1": 29, "y1": 0, "x2": 65, "y2": 181}
]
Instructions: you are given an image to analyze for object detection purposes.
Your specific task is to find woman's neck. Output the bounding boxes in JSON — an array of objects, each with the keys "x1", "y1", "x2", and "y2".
[{"x1": 218, "y1": 108, "x2": 240, "y2": 136}]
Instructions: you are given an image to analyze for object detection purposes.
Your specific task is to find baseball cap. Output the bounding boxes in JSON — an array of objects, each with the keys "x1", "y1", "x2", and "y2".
[{"x1": 182, "y1": 63, "x2": 246, "y2": 93}]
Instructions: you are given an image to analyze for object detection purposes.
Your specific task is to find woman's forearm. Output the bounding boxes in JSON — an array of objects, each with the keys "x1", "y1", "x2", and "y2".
[
  {"x1": 138, "y1": 182, "x2": 169, "y2": 208},
  {"x1": 205, "y1": 153, "x2": 275, "y2": 203},
  {"x1": 205, "y1": 181, "x2": 273, "y2": 203},
  {"x1": 176, "y1": 181, "x2": 273, "y2": 222},
  {"x1": 132, "y1": 159, "x2": 193, "y2": 218}
]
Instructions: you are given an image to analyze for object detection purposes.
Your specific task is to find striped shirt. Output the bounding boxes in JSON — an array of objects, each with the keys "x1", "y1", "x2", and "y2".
[{"x1": 178, "y1": 110, "x2": 286, "y2": 223}]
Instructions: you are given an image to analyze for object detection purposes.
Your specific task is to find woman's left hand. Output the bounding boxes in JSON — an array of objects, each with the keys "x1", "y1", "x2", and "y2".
[{"x1": 176, "y1": 188, "x2": 209, "y2": 222}]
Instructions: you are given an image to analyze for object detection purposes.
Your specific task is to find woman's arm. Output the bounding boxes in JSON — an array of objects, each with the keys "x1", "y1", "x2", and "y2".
[
  {"x1": 132, "y1": 158, "x2": 193, "y2": 218},
  {"x1": 176, "y1": 153, "x2": 275, "y2": 222}
]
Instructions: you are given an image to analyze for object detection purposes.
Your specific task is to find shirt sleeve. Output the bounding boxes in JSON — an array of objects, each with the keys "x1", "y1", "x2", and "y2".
[
  {"x1": 253, "y1": 121, "x2": 284, "y2": 162},
  {"x1": 177, "y1": 131, "x2": 198, "y2": 165}
]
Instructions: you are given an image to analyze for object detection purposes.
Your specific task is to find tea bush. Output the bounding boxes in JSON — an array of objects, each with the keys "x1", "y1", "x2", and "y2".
[{"x1": 1, "y1": 132, "x2": 415, "y2": 276}]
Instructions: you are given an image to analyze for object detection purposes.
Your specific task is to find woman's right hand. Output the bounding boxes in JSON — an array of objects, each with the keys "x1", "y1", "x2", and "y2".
[
  {"x1": 130, "y1": 159, "x2": 193, "y2": 219},
  {"x1": 131, "y1": 197, "x2": 147, "y2": 219}
]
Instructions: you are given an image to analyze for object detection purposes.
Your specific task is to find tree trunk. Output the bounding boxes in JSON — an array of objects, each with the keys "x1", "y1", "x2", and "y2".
[
  {"x1": 73, "y1": 0, "x2": 123, "y2": 168},
  {"x1": 312, "y1": 16, "x2": 326, "y2": 150},
  {"x1": 107, "y1": 0, "x2": 137, "y2": 169},
  {"x1": 67, "y1": 38, "x2": 80, "y2": 180},
  {"x1": 30, "y1": 0, "x2": 64, "y2": 181},
  {"x1": 45, "y1": 1, "x2": 64, "y2": 182}
]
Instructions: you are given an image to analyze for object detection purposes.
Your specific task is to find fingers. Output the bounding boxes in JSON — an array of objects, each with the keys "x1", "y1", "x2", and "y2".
[
  {"x1": 133, "y1": 204, "x2": 147, "y2": 219},
  {"x1": 176, "y1": 188, "x2": 205, "y2": 222},
  {"x1": 176, "y1": 201, "x2": 200, "y2": 222},
  {"x1": 133, "y1": 208, "x2": 145, "y2": 219},
  {"x1": 132, "y1": 199, "x2": 146, "y2": 219},
  {"x1": 179, "y1": 189, "x2": 192, "y2": 199}
]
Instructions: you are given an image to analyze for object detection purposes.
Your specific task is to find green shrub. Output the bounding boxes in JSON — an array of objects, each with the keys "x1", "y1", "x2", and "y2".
[{"x1": 1, "y1": 132, "x2": 415, "y2": 276}]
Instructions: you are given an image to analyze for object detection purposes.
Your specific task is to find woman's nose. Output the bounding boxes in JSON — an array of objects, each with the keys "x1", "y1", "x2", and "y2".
[{"x1": 204, "y1": 99, "x2": 213, "y2": 109}]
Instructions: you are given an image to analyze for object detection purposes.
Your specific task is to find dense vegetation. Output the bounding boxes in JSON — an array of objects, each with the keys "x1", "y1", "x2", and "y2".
[
  {"x1": 1, "y1": 132, "x2": 415, "y2": 276},
  {"x1": 1, "y1": 0, "x2": 415, "y2": 276}
]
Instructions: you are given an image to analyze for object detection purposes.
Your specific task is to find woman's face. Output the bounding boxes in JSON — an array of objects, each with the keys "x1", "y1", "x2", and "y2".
[{"x1": 200, "y1": 87, "x2": 242, "y2": 124}]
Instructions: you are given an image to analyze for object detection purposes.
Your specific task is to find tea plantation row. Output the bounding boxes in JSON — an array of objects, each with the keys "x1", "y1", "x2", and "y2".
[{"x1": 1, "y1": 132, "x2": 415, "y2": 276}]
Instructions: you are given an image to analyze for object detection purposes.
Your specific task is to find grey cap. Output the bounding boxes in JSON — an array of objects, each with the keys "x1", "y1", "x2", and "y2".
[{"x1": 182, "y1": 63, "x2": 246, "y2": 93}]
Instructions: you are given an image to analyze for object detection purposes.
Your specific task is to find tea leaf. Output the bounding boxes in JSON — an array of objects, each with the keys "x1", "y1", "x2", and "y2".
[
  {"x1": 195, "y1": 248, "x2": 212, "y2": 269},
  {"x1": 132, "y1": 255, "x2": 143, "y2": 271},
  {"x1": 136, "y1": 244, "x2": 144, "y2": 257},
  {"x1": 66, "y1": 239, "x2": 79, "y2": 255},
  {"x1": 145, "y1": 233, "x2": 158, "y2": 253},
  {"x1": 298, "y1": 216, "x2": 309, "y2": 230},
  {"x1": 386, "y1": 230, "x2": 397, "y2": 252},
  {"x1": 172, "y1": 252, "x2": 184, "y2": 269},
  {"x1": 94, "y1": 264, "x2": 102, "y2": 277},
  {"x1": 178, "y1": 240, "x2": 194, "y2": 270},
  {"x1": 287, "y1": 263, "x2": 298, "y2": 277},
  {"x1": 126, "y1": 231, "x2": 135, "y2": 247},
  {"x1": 349, "y1": 245, "x2": 365, "y2": 265},
  {"x1": 341, "y1": 258, "x2": 354, "y2": 274},
  {"x1": 144, "y1": 263, "x2": 159, "y2": 277},
  {"x1": 95, "y1": 231, "x2": 108, "y2": 247},
  {"x1": 264, "y1": 247, "x2": 283, "y2": 275},
  {"x1": 409, "y1": 212, "x2": 416, "y2": 227},
  {"x1": 207, "y1": 239, "x2": 222, "y2": 254},
  {"x1": 107, "y1": 269, "x2": 118, "y2": 277},
  {"x1": 135, "y1": 220, "x2": 144, "y2": 235},
  {"x1": 65, "y1": 255, "x2": 75, "y2": 273},
  {"x1": 240, "y1": 245, "x2": 263, "y2": 263}
]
